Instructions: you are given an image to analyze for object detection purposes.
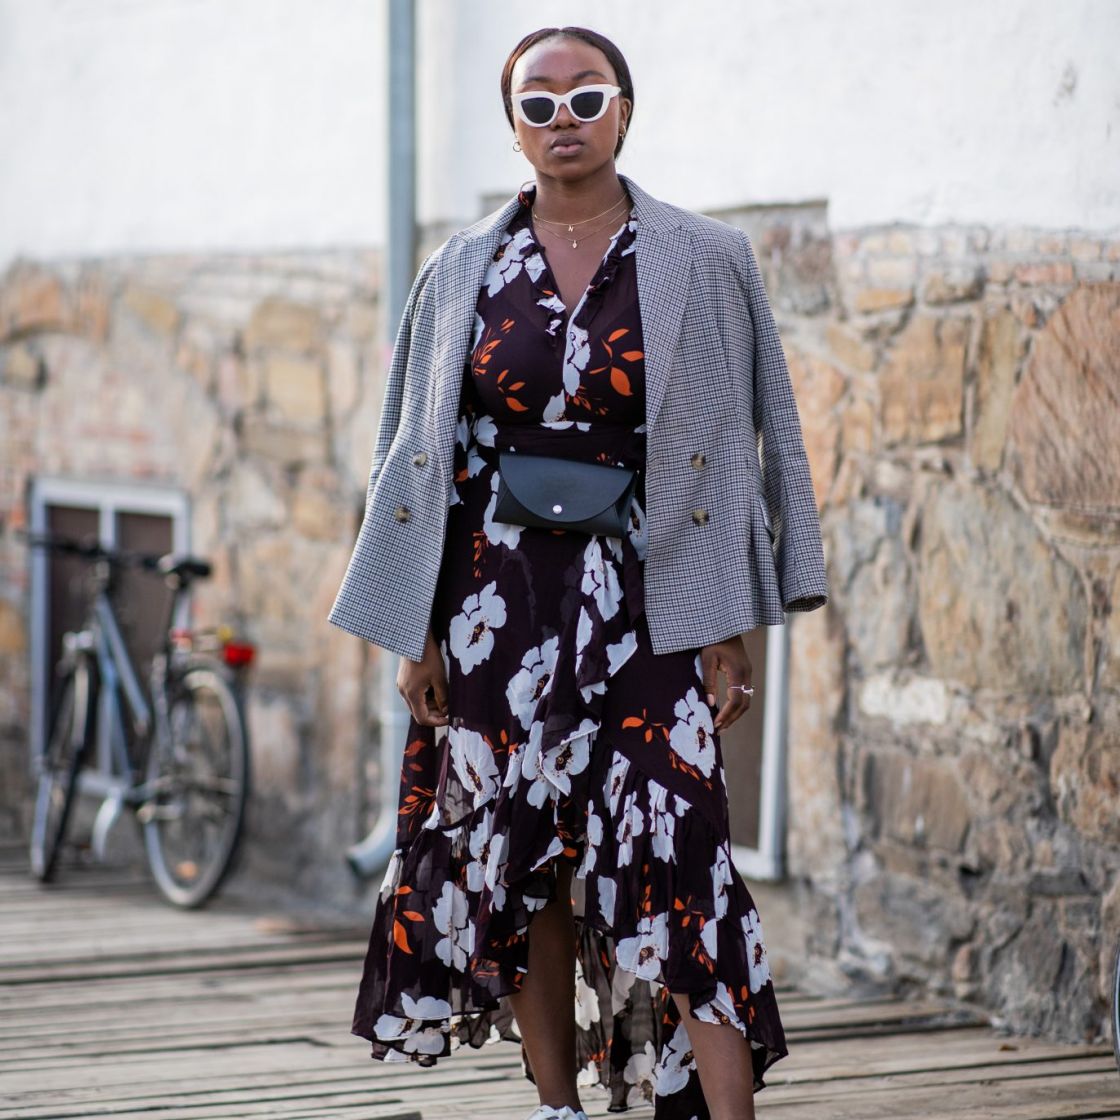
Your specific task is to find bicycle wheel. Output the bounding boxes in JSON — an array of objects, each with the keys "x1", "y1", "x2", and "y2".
[
  {"x1": 142, "y1": 662, "x2": 250, "y2": 908},
  {"x1": 29, "y1": 667, "x2": 92, "y2": 881}
]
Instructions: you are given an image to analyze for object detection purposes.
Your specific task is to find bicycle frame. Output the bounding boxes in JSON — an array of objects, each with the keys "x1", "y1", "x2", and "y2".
[{"x1": 67, "y1": 566, "x2": 176, "y2": 860}]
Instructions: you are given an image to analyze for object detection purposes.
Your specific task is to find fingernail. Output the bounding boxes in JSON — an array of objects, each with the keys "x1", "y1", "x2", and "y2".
[{"x1": 707, "y1": 693, "x2": 716, "y2": 706}]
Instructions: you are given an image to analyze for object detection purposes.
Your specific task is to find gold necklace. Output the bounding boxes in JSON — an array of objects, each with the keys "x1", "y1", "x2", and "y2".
[
  {"x1": 534, "y1": 206, "x2": 632, "y2": 250},
  {"x1": 533, "y1": 192, "x2": 630, "y2": 237},
  {"x1": 533, "y1": 198, "x2": 631, "y2": 249}
]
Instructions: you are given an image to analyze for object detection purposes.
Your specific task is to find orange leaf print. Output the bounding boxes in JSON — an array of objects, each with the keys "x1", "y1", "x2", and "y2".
[
  {"x1": 608, "y1": 328, "x2": 628, "y2": 341},
  {"x1": 621, "y1": 350, "x2": 644, "y2": 361},
  {"x1": 401, "y1": 910, "x2": 425, "y2": 922},
  {"x1": 610, "y1": 367, "x2": 632, "y2": 396},
  {"x1": 621, "y1": 716, "x2": 645, "y2": 729},
  {"x1": 392, "y1": 919, "x2": 414, "y2": 954},
  {"x1": 506, "y1": 398, "x2": 529, "y2": 412}
]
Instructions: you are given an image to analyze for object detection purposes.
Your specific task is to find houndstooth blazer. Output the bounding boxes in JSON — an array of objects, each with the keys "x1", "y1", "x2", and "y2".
[{"x1": 328, "y1": 172, "x2": 828, "y2": 662}]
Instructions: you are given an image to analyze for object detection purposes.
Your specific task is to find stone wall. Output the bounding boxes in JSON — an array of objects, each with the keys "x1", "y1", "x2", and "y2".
[
  {"x1": 0, "y1": 249, "x2": 392, "y2": 901},
  {"x1": 1, "y1": 216, "x2": 1118, "y2": 1047},
  {"x1": 722, "y1": 208, "x2": 1118, "y2": 1046}
]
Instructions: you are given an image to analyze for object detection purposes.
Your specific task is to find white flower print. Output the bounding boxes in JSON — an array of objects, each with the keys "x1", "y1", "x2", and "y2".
[
  {"x1": 743, "y1": 906, "x2": 772, "y2": 993},
  {"x1": 484, "y1": 829, "x2": 508, "y2": 911},
  {"x1": 646, "y1": 778, "x2": 682, "y2": 863},
  {"x1": 700, "y1": 911, "x2": 720, "y2": 962},
  {"x1": 712, "y1": 842, "x2": 733, "y2": 920},
  {"x1": 615, "y1": 788, "x2": 646, "y2": 867},
  {"x1": 378, "y1": 847, "x2": 402, "y2": 901},
  {"x1": 598, "y1": 875, "x2": 617, "y2": 925},
  {"x1": 448, "y1": 725, "x2": 500, "y2": 808},
  {"x1": 402, "y1": 992, "x2": 453, "y2": 1020},
  {"x1": 606, "y1": 750, "x2": 630, "y2": 817},
  {"x1": 469, "y1": 310, "x2": 487, "y2": 355},
  {"x1": 483, "y1": 471, "x2": 524, "y2": 548},
  {"x1": 579, "y1": 803, "x2": 604, "y2": 875},
  {"x1": 616, "y1": 911, "x2": 668, "y2": 981},
  {"x1": 574, "y1": 955, "x2": 601, "y2": 1029},
  {"x1": 466, "y1": 808, "x2": 492, "y2": 892},
  {"x1": 623, "y1": 1039, "x2": 657, "y2": 1104},
  {"x1": 606, "y1": 628, "x2": 639, "y2": 675},
  {"x1": 524, "y1": 248, "x2": 547, "y2": 284},
  {"x1": 581, "y1": 537, "x2": 622, "y2": 621},
  {"x1": 484, "y1": 227, "x2": 534, "y2": 296},
  {"x1": 472, "y1": 412, "x2": 497, "y2": 447},
  {"x1": 626, "y1": 494, "x2": 648, "y2": 561},
  {"x1": 373, "y1": 1013, "x2": 445, "y2": 1054},
  {"x1": 448, "y1": 580, "x2": 507, "y2": 674},
  {"x1": 652, "y1": 1019, "x2": 694, "y2": 1096},
  {"x1": 541, "y1": 721, "x2": 594, "y2": 795},
  {"x1": 668, "y1": 687, "x2": 718, "y2": 776},
  {"x1": 506, "y1": 636, "x2": 559, "y2": 730},
  {"x1": 693, "y1": 979, "x2": 746, "y2": 1032},
  {"x1": 537, "y1": 291, "x2": 565, "y2": 336},
  {"x1": 542, "y1": 388, "x2": 567, "y2": 422},
  {"x1": 562, "y1": 323, "x2": 590, "y2": 396},
  {"x1": 574, "y1": 605, "x2": 593, "y2": 676},
  {"x1": 433, "y1": 880, "x2": 473, "y2": 970}
]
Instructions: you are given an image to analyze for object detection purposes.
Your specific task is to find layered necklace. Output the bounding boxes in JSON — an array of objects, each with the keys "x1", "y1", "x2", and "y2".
[{"x1": 531, "y1": 192, "x2": 631, "y2": 249}]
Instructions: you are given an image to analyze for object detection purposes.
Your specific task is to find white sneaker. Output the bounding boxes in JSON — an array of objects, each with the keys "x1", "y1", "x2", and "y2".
[{"x1": 524, "y1": 1107, "x2": 589, "y2": 1120}]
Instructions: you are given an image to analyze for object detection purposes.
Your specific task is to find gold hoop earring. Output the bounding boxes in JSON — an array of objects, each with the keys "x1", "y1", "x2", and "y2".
[{"x1": 513, "y1": 139, "x2": 522, "y2": 152}]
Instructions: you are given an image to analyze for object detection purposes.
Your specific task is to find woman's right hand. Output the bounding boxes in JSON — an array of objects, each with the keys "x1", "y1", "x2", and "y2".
[{"x1": 397, "y1": 627, "x2": 450, "y2": 727}]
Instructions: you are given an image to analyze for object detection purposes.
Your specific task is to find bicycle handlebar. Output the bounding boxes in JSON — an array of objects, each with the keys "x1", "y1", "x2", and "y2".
[{"x1": 18, "y1": 531, "x2": 212, "y2": 581}]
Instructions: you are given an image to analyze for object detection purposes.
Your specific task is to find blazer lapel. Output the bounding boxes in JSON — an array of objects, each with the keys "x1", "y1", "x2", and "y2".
[{"x1": 615, "y1": 175, "x2": 689, "y2": 436}]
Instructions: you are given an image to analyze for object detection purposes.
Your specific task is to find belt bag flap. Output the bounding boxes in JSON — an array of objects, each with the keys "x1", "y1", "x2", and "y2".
[{"x1": 496, "y1": 450, "x2": 637, "y2": 528}]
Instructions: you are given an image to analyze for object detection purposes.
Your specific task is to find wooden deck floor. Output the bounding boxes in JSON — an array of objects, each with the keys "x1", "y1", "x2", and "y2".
[{"x1": 0, "y1": 842, "x2": 1116, "y2": 1120}]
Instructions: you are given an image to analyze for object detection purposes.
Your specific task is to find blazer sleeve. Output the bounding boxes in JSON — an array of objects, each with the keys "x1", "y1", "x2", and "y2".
[
  {"x1": 735, "y1": 229, "x2": 829, "y2": 613},
  {"x1": 362, "y1": 249, "x2": 439, "y2": 507}
]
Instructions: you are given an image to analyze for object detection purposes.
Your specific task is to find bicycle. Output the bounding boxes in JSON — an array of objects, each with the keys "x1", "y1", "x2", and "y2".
[{"x1": 24, "y1": 531, "x2": 255, "y2": 908}]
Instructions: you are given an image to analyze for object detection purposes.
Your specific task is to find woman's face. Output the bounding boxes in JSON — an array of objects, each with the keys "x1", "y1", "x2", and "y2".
[{"x1": 510, "y1": 37, "x2": 631, "y2": 182}]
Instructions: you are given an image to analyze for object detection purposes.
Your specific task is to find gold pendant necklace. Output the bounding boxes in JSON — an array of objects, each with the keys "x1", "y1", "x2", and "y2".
[
  {"x1": 533, "y1": 194, "x2": 630, "y2": 247},
  {"x1": 534, "y1": 198, "x2": 632, "y2": 249}
]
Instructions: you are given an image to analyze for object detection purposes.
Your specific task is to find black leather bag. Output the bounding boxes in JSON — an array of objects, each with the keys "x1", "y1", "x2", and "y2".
[{"x1": 494, "y1": 450, "x2": 638, "y2": 537}]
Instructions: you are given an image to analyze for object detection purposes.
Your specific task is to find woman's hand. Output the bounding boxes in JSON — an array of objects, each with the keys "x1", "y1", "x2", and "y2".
[
  {"x1": 397, "y1": 628, "x2": 450, "y2": 727},
  {"x1": 699, "y1": 635, "x2": 753, "y2": 732}
]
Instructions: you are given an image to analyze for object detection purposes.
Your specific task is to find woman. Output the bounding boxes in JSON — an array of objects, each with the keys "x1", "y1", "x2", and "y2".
[{"x1": 328, "y1": 25, "x2": 828, "y2": 1120}]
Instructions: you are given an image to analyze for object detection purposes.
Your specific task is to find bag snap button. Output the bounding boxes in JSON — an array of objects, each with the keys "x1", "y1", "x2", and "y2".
[
  {"x1": 394, "y1": 505, "x2": 411, "y2": 522},
  {"x1": 691, "y1": 508, "x2": 709, "y2": 525}
]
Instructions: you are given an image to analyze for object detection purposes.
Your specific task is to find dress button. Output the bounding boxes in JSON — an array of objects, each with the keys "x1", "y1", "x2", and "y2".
[
  {"x1": 412, "y1": 451, "x2": 428, "y2": 467},
  {"x1": 691, "y1": 508, "x2": 709, "y2": 525},
  {"x1": 394, "y1": 504, "x2": 411, "y2": 523},
  {"x1": 690, "y1": 452, "x2": 707, "y2": 469}
]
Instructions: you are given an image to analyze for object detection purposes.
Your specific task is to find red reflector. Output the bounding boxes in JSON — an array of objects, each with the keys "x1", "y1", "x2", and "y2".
[{"x1": 222, "y1": 643, "x2": 255, "y2": 667}]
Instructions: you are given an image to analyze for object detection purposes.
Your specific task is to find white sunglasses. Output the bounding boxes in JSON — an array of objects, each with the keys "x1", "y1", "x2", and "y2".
[{"x1": 512, "y1": 83, "x2": 622, "y2": 127}]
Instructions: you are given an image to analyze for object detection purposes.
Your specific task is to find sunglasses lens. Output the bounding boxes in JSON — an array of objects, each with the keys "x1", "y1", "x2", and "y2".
[
  {"x1": 569, "y1": 90, "x2": 605, "y2": 120},
  {"x1": 519, "y1": 96, "x2": 556, "y2": 125}
]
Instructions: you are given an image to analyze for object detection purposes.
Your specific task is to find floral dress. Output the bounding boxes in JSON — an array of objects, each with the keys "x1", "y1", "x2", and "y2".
[{"x1": 350, "y1": 183, "x2": 789, "y2": 1117}]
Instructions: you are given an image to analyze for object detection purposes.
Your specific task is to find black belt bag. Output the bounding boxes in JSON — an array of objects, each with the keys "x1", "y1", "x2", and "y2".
[{"x1": 494, "y1": 450, "x2": 638, "y2": 537}]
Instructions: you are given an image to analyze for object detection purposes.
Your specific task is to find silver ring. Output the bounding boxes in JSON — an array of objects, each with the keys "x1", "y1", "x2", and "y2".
[{"x1": 728, "y1": 685, "x2": 755, "y2": 695}]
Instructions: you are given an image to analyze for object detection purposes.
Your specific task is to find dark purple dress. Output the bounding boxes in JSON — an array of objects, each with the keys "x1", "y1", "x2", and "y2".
[{"x1": 351, "y1": 183, "x2": 788, "y2": 1117}]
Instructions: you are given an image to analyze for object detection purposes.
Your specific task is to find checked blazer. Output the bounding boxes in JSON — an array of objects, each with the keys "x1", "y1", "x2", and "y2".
[{"x1": 328, "y1": 172, "x2": 829, "y2": 663}]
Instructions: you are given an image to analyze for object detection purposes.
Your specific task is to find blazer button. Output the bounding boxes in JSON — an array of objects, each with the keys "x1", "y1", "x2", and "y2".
[
  {"x1": 394, "y1": 504, "x2": 411, "y2": 523},
  {"x1": 691, "y1": 508, "x2": 709, "y2": 525},
  {"x1": 690, "y1": 452, "x2": 707, "y2": 469},
  {"x1": 412, "y1": 451, "x2": 428, "y2": 467}
]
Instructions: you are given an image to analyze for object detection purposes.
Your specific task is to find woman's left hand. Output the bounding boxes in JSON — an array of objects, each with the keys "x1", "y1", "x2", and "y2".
[{"x1": 700, "y1": 636, "x2": 753, "y2": 732}]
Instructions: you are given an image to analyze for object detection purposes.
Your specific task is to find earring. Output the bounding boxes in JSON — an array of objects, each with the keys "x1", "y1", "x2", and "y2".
[{"x1": 513, "y1": 139, "x2": 522, "y2": 152}]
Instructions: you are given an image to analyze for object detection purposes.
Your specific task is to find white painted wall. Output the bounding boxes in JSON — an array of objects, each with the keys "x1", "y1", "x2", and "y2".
[{"x1": 2, "y1": 0, "x2": 1118, "y2": 269}]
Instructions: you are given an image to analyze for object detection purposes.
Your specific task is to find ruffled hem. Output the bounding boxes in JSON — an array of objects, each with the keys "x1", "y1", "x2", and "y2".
[{"x1": 351, "y1": 734, "x2": 788, "y2": 1112}]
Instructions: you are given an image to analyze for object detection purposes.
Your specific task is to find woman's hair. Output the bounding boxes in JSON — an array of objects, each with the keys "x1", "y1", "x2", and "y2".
[{"x1": 500, "y1": 27, "x2": 634, "y2": 159}]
